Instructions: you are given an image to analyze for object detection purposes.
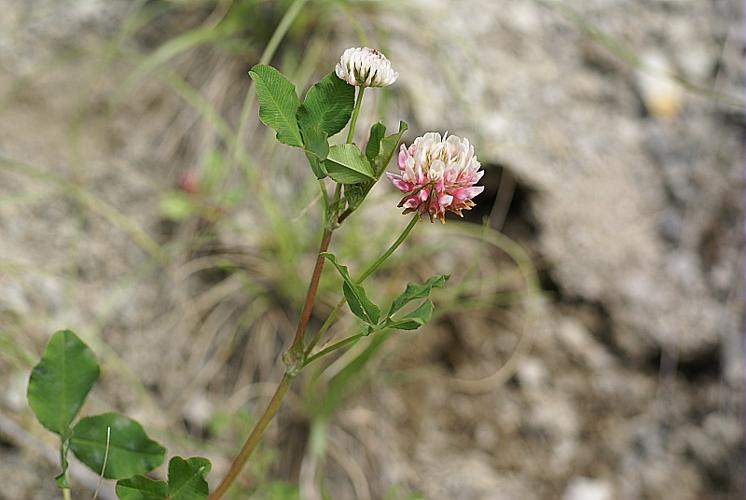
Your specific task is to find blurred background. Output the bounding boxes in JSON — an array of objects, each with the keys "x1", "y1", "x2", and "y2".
[{"x1": 0, "y1": 0, "x2": 743, "y2": 499}]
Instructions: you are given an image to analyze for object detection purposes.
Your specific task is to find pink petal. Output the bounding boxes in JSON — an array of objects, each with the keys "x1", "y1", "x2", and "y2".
[
  {"x1": 386, "y1": 172, "x2": 413, "y2": 193},
  {"x1": 438, "y1": 193, "x2": 454, "y2": 208},
  {"x1": 398, "y1": 146, "x2": 408, "y2": 170},
  {"x1": 402, "y1": 196, "x2": 420, "y2": 209},
  {"x1": 450, "y1": 185, "x2": 483, "y2": 201}
]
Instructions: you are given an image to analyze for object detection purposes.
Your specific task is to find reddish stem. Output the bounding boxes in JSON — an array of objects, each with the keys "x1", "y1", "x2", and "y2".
[{"x1": 290, "y1": 228, "x2": 332, "y2": 350}]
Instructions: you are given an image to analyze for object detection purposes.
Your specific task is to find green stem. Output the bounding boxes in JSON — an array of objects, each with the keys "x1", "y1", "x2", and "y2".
[
  {"x1": 346, "y1": 87, "x2": 365, "y2": 144},
  {"x1": 62, "y1": 489, "x2": 70, "y2": 500},
  {"x1": 305, "y1": 332, "x2": 365, "y2": 366},
  {"x1": 208, "y1": 374, "x2": 293, "y2": 499},
  {"x1": 304, "y1": 215, "x2": 419, "y2": 355},
  {"x1": 319, "y1": 180, "x2": 329, "y2": 224},
  {"x1": 357, "y1": 214, "x2": 418, "y2": 282}
]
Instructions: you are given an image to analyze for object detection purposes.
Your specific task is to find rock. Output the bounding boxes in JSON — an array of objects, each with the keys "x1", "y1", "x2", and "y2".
[
  {"x1": 516, "y1": 357, "x2": 548, "y2": 389},
  {"x1": 562, "y1": 477, "x2": 612, "y2": 500},
  {"x1": 635, "y1": 51, "x2": 684, "y2": 120},
  {"x1": 556, "y1": 318, "x2": 614, "y2": 370}
]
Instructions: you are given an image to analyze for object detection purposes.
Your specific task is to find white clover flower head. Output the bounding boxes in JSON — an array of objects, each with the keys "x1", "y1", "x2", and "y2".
[
  {"x1": 335, "y1": 47, "x2": 398, "y2": 88},
  {"x1": 386, "y1": 132, "x2": 484, "y2": 223}
]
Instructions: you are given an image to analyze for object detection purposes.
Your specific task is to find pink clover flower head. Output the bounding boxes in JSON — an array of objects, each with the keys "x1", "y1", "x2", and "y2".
[
  {"x1": 335, "y1": 47, "x2": 398, "y2": 88},
  {"x1": 386, "y1": 132, "x2": 484, "y2": 223}
]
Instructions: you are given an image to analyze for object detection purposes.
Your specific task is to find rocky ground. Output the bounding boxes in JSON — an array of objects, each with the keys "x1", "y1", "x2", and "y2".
[{"x1": 0, "y1": 1, "x2": 743, "y2": 499}]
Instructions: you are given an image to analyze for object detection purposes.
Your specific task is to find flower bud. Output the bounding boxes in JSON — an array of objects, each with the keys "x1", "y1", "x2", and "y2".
[{"x1": 335, "y1": 47, "x2": 398, "y2": 88}]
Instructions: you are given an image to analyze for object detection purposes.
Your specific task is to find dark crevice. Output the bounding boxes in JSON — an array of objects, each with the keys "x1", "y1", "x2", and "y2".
[
  {"x1": 643, "y1": 344, "x2": 722, "y2": 383},
  {"x1": 460, "y1": 164, "x2": 539, "y2": 241},
  {"x1": 0, "y1": 435, "x2": 16, "y2": 451}
]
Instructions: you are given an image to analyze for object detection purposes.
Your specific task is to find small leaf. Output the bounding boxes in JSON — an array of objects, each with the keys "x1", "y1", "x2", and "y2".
[
  {"x1": 70, "y1": 413, "x2": 165, "y2": 479},
  {"x1": 54, "y1": 440, "x2": 71, "y2": 488},
  {"x1": 388, "y1": 274, "x2": 449, "y2": 316},
  {"x1": 321, "y1": 253, "x2": 380, "y2": 325},
  {"x1": 364, "y1": 122, "x2": 386, "y2": 164},
  {"x1": 27, "y1": 329, "x2": 100, "y2": 436},
  {"x1": 342, "y1": 121, "x2": 407, "y2": 211},
  {"x1": 343, "y1": 183, "x2": 366, "y2": 211},
  {"x1": 249, "y1": 64, "x2": 303, "y2": 147},
  {"x1": 116, "y1": 476, "x2": 168, "y2": 500},
  {"x1": 373, "y1": 121, "x2": 408, "y2": 177},
  {"x1": 298, "y1": 72, "x2": 354, "y2": 137},
  {"x1": 323, "y1": 144, "x2": 374, "y2": 184},
  {"x1": 388, "y1": 300, "x2": 434, "y2": 331},
  {"x1": 168, "y1": 456, "x2": 211, "y2": 500}
]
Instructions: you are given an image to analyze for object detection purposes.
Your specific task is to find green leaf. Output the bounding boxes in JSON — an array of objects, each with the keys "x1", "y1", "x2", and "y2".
[
  {"x1": 342, "y1": 282, "x2": 380, "y2": 325},
  {"x1": 297, "y1": 106, "x2": 329, "y2": 179},
  {"x1": 388, "y1": 300, "x2": 434, "y2": 331},
  {"x1": 364, "y1": 122, "x2": 386, "y2": 164},
  {"x1": 70, "y1": 413, "x2": 165, "y2": 479},
  {"x1": 323, "y1": 144, "x2": 374, "y2": 184},
  {"x1": 321, "y1": 253, "x2": 380, "y2": 325},
  {"x1": 342, "y1": 121, "x2": 407, "y2": 211},
  {"x1": 249, "y1": 64, "x2": 303, "y2": 147},
  {"x1": 54, "y1": 440, "x2": 71, "y2": 488},
  {"x1": 167, "y1": 456, "x2": 211, "y2": 500},
  {"x1": 116, "y1": 476, "x2": 168, "y2": 500},
  {"x1": 343, "y1": 183, "x2": 366, "y2": 211},
  {"x1": 298, "y1": 72, "x2": 354, "y2": 137},
  {"x1": 27, "y1": 329, "x2": 100, "y2": 436},
  {"x1": 373, "y1": 121, "x2": 408, "y2": 177},
  {"x1": 388, "y1": 274, "x2": 449, "y2": 316}
]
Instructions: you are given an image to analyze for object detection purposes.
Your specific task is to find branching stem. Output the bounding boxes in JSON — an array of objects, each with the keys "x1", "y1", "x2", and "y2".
[
  {"x1": 304, "y1": 215, "x2": 418, "y2": 355},
  {"x1": 211, "y1": 58, "x2": 380, "y2": 500}
]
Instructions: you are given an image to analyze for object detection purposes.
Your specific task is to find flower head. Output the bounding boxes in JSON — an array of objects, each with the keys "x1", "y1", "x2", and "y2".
[
  {"x1": 386, "y1": 132, "x2": 484, "y2": 223},
  {"x1": 335, "y1": 47, "x2": 398, "y2": 88}
]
